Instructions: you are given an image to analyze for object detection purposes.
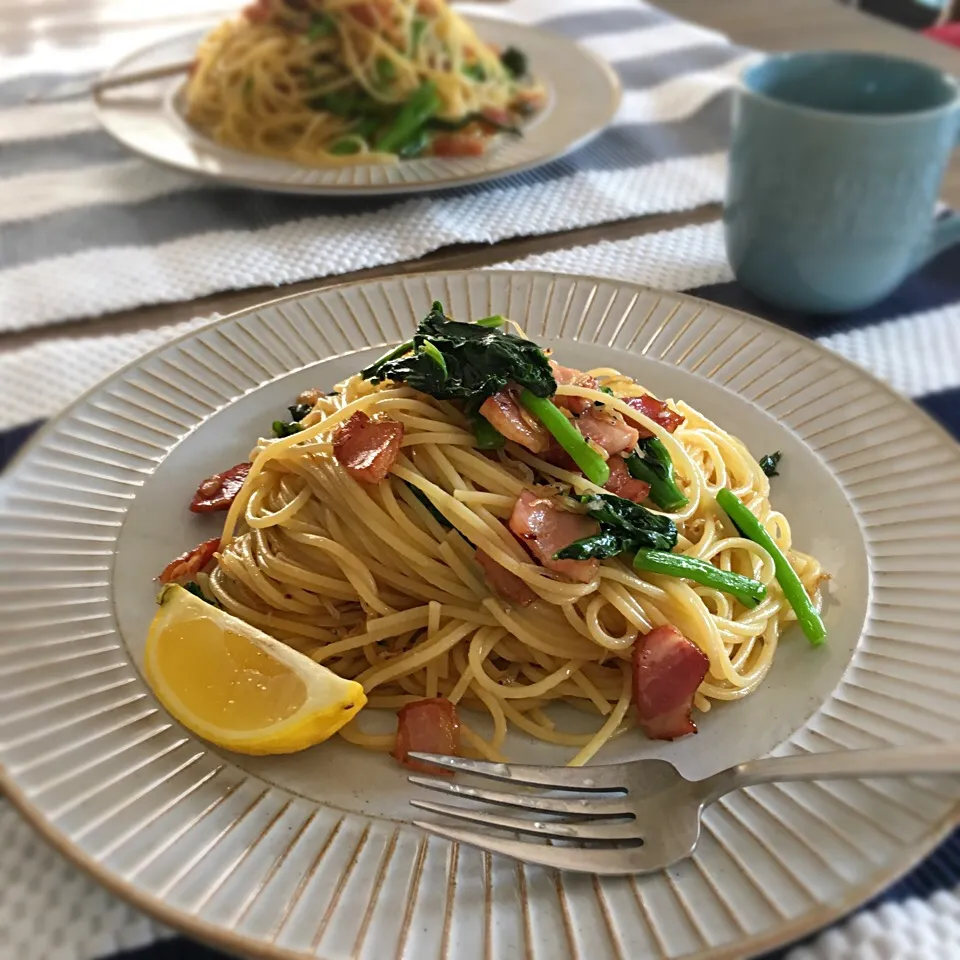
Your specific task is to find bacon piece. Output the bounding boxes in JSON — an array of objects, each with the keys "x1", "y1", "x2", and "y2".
[
  {"x1": 189, "y1": 462, "x2": 251, "y2": 513},
  {"x1": 158, "y1": 537, "x2": 220, "y2": 584},
  {"x1": 632, "y1": 625, "x2": 709, "y2": 741},
  {"x1": 514, "y1": 89, "x2": 547, "y2": 114},
  {"x1": 393, "y1": 697, "x2": 461, "y2": 774},
  {"x1": 476, "y1": 548, "x2": 536, "y2": 607},
  {"x1": 550, "y1": 361, "x2": 598, "y2": 416},
  {"x1": 431, "y1": 132, "x2": 487, "y2": 157},
  {"x1": 242, "y1": 0, "x2": 272, "y2": 22},
  {"x1": 333, "y1": 411, "x2": 404, "y2": 484},
  {"x1": 479, "y1": 389, "x2": 551, "y2": 454},
  {"x1": 604, "y1": 456, "x2": 650, "y2": 503},
  {"x1": 576, "y1": 407, "x2": 639, "y2": 457},
  {"x1": 479, "y1": 106, "x2": 515, "y2": 131},
  {"x1": 509, "y1": 490, "x2": 599, "y2": 583},
  {"x1": 347, "y1": 2, "x2": 379, "y2": 27},
  {"x1": 625, "y1": 395, "x2": 685, "y2": 439}
]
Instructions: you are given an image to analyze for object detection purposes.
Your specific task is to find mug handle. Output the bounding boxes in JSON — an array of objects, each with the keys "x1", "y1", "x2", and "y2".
[
  {"x1": 913, "y1": 117, "x2": 960, "y2": 267},
  {"x1": 914, "y1": 211, "x2": 960, "y2": 267}
]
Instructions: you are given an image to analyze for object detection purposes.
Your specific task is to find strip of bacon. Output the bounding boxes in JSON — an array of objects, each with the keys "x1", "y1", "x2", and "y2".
[
  {"x1": 550, "y1": 361, "x2": 598, "y2": 416},
  {"x1": 190, "y1": 462, "x2": 251, "y2": 513},
  {"x1": 333, "y1": 411, "x2": 404, "y2": 484},
  {"x1": 480, "y1": 107, "x2": 515, "y2": 130},
  {"x1": 476, "y1": 548, "x2": 536, "y2": 606},
  {"x1": 576, "y1": 406, "x2": 639, "y2": 457},
  {"x1": 625, "y1": 395, "x2": 685, "y2": 439},
  {"x1": 431, "y1": 132, "x2": 487, "y2": 157},
  {"x1": 242, "y1": 0, "x2": 271, "y2": 22},
  {"x1": 632, "y1": 625, "x2": 709, "y2": 741},
  {"x1": 393, "y1": 697, "x2": 461, "y2": 774},
  {"x1": 347, "y1": 2, "x2": 379, "y2": 27},
  {"x1": 479, "y1": 389, "x2": 551, "y2": 454},
  {"x1": 158, "y1": 537, "x2": 220, "y2": 584},
  {"x1": 509, "y1": 490, "x2": 599, "y2": 583},
  {"x1": 604, "y1": 456, "x2": 650, "y2": 503}
]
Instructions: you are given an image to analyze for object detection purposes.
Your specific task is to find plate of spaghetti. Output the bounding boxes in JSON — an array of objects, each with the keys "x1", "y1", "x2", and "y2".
[
  {"x1": 93, "y1": 1, "x2": 620, "y2": 194},
  {"x1": 7, "y1": 270, "x2": 960, "y2": 960}
]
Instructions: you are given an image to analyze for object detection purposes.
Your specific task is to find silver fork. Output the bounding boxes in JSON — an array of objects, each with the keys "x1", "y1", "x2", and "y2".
[{"x1": 408, "y1": 743, "x2": 960, "y2": 875}]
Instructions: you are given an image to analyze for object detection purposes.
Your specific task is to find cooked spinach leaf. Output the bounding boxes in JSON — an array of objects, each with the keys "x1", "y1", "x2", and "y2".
[
  {"x1": 306, "y1": 13, "x2": 335, "y2": 41},
  {"x1": 361, "y1": 300, "x2": 556, "y2": 401},
  {"x1": 554, "y1": 493, "x2": 678, "y2": 561},
  {"x1": 406, "y1": 482, "x2": 451, "y2": 529},
  {"x1": 759, "y1": 451, "x2": 782, "y2": 477},
  {"x1": 500, "y1": 46, "x2": 528, "y2": 79},
  {"x1": 625, "y1": 437, "x2": 688, "y2": 512},
  {"x1": 184, "y1": 581, "x2": 222, "y2": 607},
  {"x1": 429, "y1": 112, "x2": 521, "y2": 136},
  {"x1": 272, "y1": 403, "x2": 313, "y2": 438}
]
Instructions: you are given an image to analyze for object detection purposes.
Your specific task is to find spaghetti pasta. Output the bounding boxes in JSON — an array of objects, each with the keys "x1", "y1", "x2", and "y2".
[
  {"x1": 184, "y1": 0, "x2": 546, "y2": 165},
  {"x1": 171, "y1": 307, "x2": 828, "y2": 767}
]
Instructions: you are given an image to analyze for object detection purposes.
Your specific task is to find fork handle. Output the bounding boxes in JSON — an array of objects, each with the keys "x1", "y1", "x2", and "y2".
[{"x1": 712, "y1": 742, "x2": 960, "y2": 798}]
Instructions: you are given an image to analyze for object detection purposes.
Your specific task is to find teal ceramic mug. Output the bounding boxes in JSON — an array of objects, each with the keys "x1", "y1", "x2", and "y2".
[{"x1": 724, "y1": 51, "x2": 960, "y2": 314}]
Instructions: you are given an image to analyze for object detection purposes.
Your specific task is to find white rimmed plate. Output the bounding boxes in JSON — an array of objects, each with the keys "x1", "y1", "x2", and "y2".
[
  {"x1": 93, "y1": 17, "x2": 621, "y2": 196},
  {"x1": 3, "y1": 270, "x2": 960, "y2": 960}
]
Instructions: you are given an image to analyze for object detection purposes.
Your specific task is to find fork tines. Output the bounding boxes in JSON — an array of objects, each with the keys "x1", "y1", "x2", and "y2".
[{"x1": 408, "y1": 752, "x2": 645, "y2": 867}]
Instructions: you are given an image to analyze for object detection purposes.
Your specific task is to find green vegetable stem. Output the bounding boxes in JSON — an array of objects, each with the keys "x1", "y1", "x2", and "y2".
[
  {"x1": 715, "y1": 488, "x2": 826, "y2": 646},
  {"x1": 374, "y1": 81, "x2": 440, "y2": 154},
  {"x1": 633, "y1": 549, "x2": 766, "y2": 608},
  {"x1": 518, "y1": 390, "x2": 610, "y2": 487}
]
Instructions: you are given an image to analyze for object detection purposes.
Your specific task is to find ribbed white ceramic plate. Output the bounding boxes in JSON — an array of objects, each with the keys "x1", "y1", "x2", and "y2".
[
  {"x1": 93, "y1": 17, "x2": 620, "y2": 196},
  {"x1": 3, "y1": 270, "x2": 960, "y2": 960}
]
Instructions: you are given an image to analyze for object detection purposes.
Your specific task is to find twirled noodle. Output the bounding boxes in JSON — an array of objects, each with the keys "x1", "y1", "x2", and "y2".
[
  {"x1": 204, "y1": 366, "x2": 826, "y2": 765},
  {"x1": 184, "y1": 0, "x2": 546, "y2": 166}
]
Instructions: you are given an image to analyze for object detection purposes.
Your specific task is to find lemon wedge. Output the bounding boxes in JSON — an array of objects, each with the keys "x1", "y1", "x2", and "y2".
[{"x1": 145, "y1": 584, "x2": 366, "y2": 755}]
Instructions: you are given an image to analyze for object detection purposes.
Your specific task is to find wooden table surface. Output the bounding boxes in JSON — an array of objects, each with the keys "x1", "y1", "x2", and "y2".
[{"x1": 1, "y1": 0, "x2": 958, "y2": 350}]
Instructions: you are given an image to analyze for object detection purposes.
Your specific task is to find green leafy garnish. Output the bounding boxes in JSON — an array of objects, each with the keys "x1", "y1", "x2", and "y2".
[
  {"x1": 272, "y1": 403, "x2": 312, "y2": 438},
  {"x1": 554, "y1": 494, "x2": 677, "y2": 561},
  {"x1": 406, "y1": 482, "x2": 451, "y2": 529},
  {"x1": 330, "y1": 138, "x2": 362, "y2": 156},
  {"x1": 398, "y1": 127, "x2": 430, "y2": 158},
  {"x1": 183, "y1": 581, "x2": 222, "y2": 608},
  {"x1": 462, "y1": 62, "x2": 486, "y2": 82},
  {"x1": 273, "y1": 420, "x2": 303, "y2": 438},
  {"x1": 410, "y1": 16, "x2": 428, "y2": 53},
  {"x1": 373, "y1": 81, "x2": 440, "y2": 154},
  {"x1": 306, "y1": 13, "x2": 336, "y2": 41},
  {"x1": 375, "y1": 56, "x2": 396, "y2": 86},
  {"x1": 429, "y1": 112, "x2": 521, "y2": 136},
  {"x1": 500, "y1": 46, "x2": 528, "y2": 78},
  {"x1": 625, "y1": 437, "x2": 688, "y2": 512},
  {"x1": 362, "y1": 300, "x2": 556, "y2": 401},
  {"x1": 471, "y1": 416, "x2": 505, "y2": 450},
  {"x1": 759, "y1": 451, "x2": 782, "y2": 477}
]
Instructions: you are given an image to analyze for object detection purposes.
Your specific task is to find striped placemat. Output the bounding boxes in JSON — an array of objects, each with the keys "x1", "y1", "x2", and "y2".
[
  {"x1": 3, "y1": 217, "x2": 960, "y2": 960},
  {"x1": 0, "y1": 0, "x2": 749, "y2": 332}
]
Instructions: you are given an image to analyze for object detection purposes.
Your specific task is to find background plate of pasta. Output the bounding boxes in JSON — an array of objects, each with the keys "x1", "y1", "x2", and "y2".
[
  {"x1": 93, "y1": 1, "x2": 620, "y2": 194},
  {"x1": 8, "y1": 270, "x2": 960, "y2": 960}
]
